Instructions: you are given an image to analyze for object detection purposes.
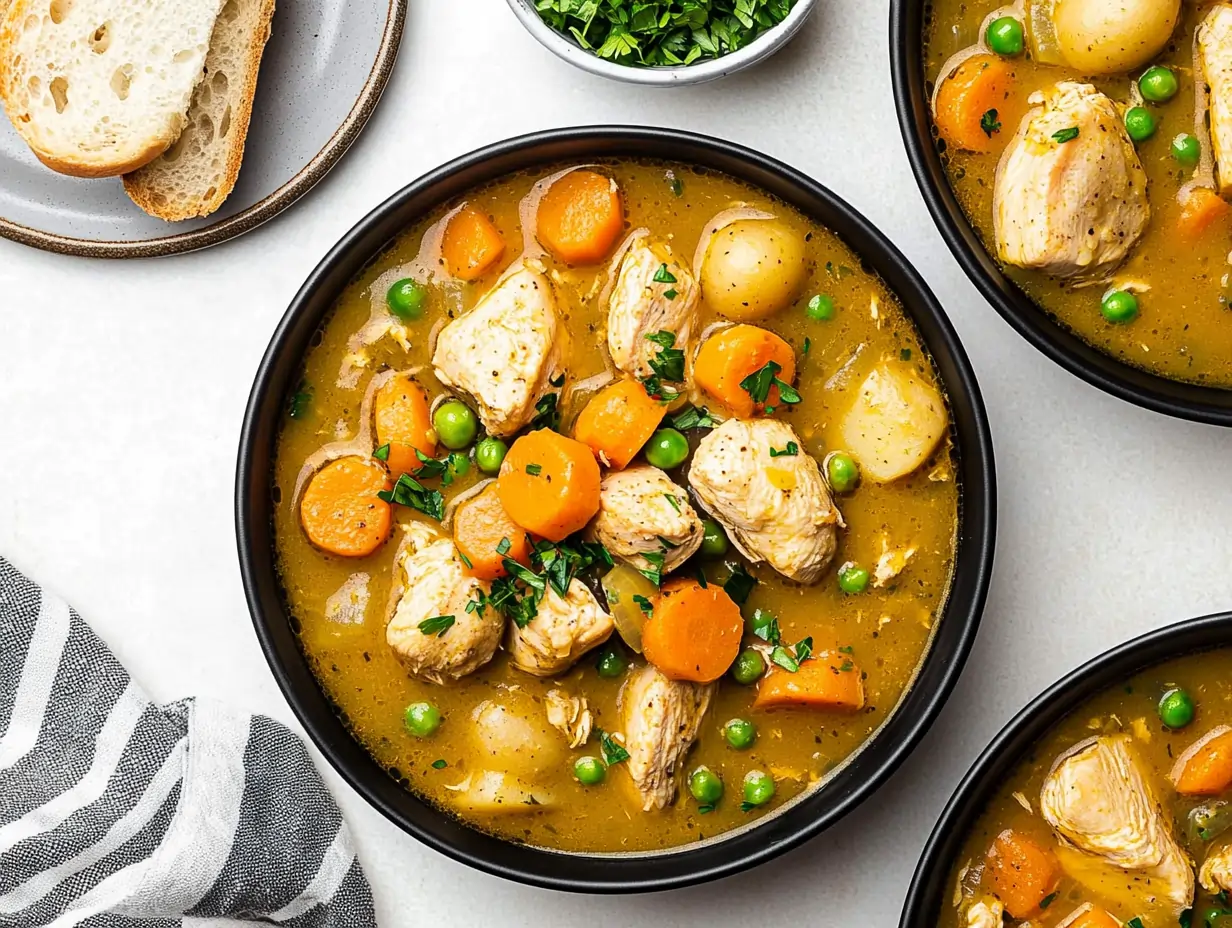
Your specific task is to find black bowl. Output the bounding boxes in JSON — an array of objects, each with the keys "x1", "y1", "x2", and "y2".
[
  {"x1": 235, "y1": 126, "x2": 997, "y2": 892},
  {"x1": 899, "y1": 611, "x2": 1232, "y2": 927},
  {"x1": 890, "y1": 1, "x2": 1232, "y2": 426}
]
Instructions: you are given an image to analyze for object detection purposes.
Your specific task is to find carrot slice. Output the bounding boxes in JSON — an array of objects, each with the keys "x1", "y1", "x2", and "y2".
[
  {"x1": 497, "y1": 430, "x2": 601, "y2": 542},
  {"x1": 1178, "y1": 187, "x2": 1232, "y2": 242},
  {"x1": 572, "y1": 379, "x2": 667, "y2": 469},
  {"x1": 983, "y1": 829, "x2": 1061, "y2": 919},
  {"x1": 536, "y1": 169, "x2": 624, "y2": 265},
  {"x1": 1171, "y1": 725, "x2": 1232, "y2": 796},
  {"x1": 641, "y1": 579, "x2": 743, "y2": 683},
  {"x1": 1061, "y1": 906, "x2": 1120, "y2": 928},
  {"x1": 934, "y1": 54, "x2": 1020, "y2": 154},
  {"x1": 754, "y1": 653, "x2": 865, "y2": 711},
  {"x1": 452, "y1": 483, "x2": 533, "y2": 580},
  {"x1": 693, "y1": 324, "x2": 796, "y2": 418},
  {"x1": 374, "y1": 374, "x2": 437, "y2": 477},
  {"x1": 300, "y1": 456, "x2": 392, "y2": 557},
  {"x1": 442, "y1": 206, "x2": 506, "y2": 281}
]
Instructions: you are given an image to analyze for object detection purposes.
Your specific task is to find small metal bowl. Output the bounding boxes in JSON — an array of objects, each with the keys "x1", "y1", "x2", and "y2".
[{"x1": 504, "y1": 0, "x2": 817, "y2": 85}]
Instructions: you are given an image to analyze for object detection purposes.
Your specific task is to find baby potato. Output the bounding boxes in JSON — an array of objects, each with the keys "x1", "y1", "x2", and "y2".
[
  {"x1": 839, "y1": 361, "x2": 948, "y2": 483},
  {"x1": 471, "y1": 700, "x2": 564, "y2": 777},
  {"x1": 452, "y1": 770, "x2": 554, "y2": 815},
  {"x1": 699, "y1": 219, "x2": 806, "y2": 320},
  {"x1": 1052, "y1": 0, "x2": 1180, "y2": 75}
]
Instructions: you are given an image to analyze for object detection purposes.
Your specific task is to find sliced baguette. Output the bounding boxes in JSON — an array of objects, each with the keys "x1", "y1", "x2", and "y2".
[
  {"x1": 0, "y1": 0, "x2": 226, "y2": 177},
  {"x1": 123, "y1": 0, "x2": 275, "y2": 220}
]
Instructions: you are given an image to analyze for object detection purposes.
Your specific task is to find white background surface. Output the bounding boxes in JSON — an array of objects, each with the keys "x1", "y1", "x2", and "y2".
[{"x1": 3, "y1": 2, "x2": 1232, "y2": 925}]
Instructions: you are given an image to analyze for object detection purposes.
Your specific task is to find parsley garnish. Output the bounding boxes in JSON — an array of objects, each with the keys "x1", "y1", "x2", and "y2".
[
  {"x1": 838, "y1": 644, "x2": 854, "y2": 654},
  {"x1": 769, "y1": 442, "x2": 798, "y2": 458},
  {"x1": 638, "y1": 549, "x2": 667, "y2": 587},
  {"x1": 751, "y1": 609, "x2": 781, "y2": 646},
  {"x1": 373, "y1": 443, "x2": 391, "y2": 461},
  {"x1": 670, "y1": 406, "x2": 715, "y2": 430},
  {"x1": 802, "y1": 337, "x2": 811, "y2": 356},
  {"x1": 1039, "y1": 893, "x2": 1057, "y2": 911},
  {"x1": 825, "y1": 261, "x2": 853, "y2": 281},
  {"x1": 598, "y1": 730, "x2": 630, "y2": 766},
  {"x1": 431, "y1": 759, "x2": 448, "y2": 769},
  {"x1": 549, "y1": 372, "x2": 566, "y2": 388},
  {"x1": 526, "y1": 463, "x2": 543, "y2": 476},
  {"x1": 900, "y1": 347, "x2": 912, "y2": 361},
  {"x1": 1053, "y1": 126, "x2": 1079, "y2": 143},
  {"x1": 666, "y1": 170, "x2": 683, "y2": 197},
  {"x1": 740, "y1": 801, "x2": 758, "y2": 812},
  {"x1": 653, "y1": 264, "x2": 677, "y2": 284},
  {"x1": 633, "y1": 594, "x2": 654, "y2": 616},
  {"x1": 645, "y1": 331, "x2": 685, "y2": 383},
  {"x1": 724, "y1": 563, "x2": 758, "y2": 606},
  {"x1": 738, "y1": 360, "x2": 799, "y2": 407},
  {"x1": 979, "y1": 108, "x2": 1001, "y2": 137},
  {"x1": 1126, "y1": 919, "x2": 1145, "y2": 928},
  {"x1": 664, "y1": 288, "x2": 678, "y2": 300},
  {"x1": 378, "y1": 474, "x2": 445, "y2": 521},
  {"x1": 530, "y1": 393, "x2": 560, "y2": 431},
  {"x1": 771, "y1": 637, "x2": 811, "y2": 672},
  {"x1": 663, "y1": 493, "x2": 682, "y2": 512},
  {"x1": 289, "y1": 382, "x2": 312, "y2": 420},
  {"x1": 458, "y1": 551, "x2": 473, "y2": 570},
  {"x1": 697, "y1": 803, "x2": 715, "y2": 814},
  {"x1": 496, "y1": 537, "x2": 512, "y2": 555},
  {"x1": 418, "y1": 614, "x2": 455, "y2": 637}
]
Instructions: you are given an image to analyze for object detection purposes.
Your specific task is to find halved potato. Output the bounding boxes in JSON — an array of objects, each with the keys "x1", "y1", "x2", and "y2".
[
  {"x1": 450, "y1": 770, "x2": 554, "y2": 814},
  {"x1": 839, "y1": 362, "x2": 948, "y2": 483},
  {"x1": 1052, "y1": 0, "x2": 1180, "y2": 74},
  {"x1": 698, "y1": 218, "x2": 806, "y2": 320},
  {"x1": 471, "y1": 699, "x2": 564, "y2": 778}
]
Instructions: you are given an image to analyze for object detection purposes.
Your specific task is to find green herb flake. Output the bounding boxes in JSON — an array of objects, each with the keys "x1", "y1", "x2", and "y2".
[
  {"x1": 1039, "y1": 893, "x2": 1057, "y2": 911},
  {"x1": 633, "y1": 594, "x2": 654, "y2": 616},
  {"x1": 418, "y1": 614, "x2": 456, "y2": 638},
  {"x1": 771, "y1": 646, "x2": 799, "y2": 673},
  {"x1": 549, "y1": 372, "x2": 566, "y2": 388},
  {"x1": 496, "y1": 537, "x2": 512, "y2": 556},
  {"x1": 530, "y1": 393, "x2": 561, "y2": 431},
  {"x1": 666, "y1": 171, "x2": 683, "y2": 197},
  {"x1": 697, "y1": 803, "x2": 715, "y2": 814},
  {"x1": 664, "y1": 493, "x2": 682, "y2": 512},
  {"x1": 638, "y1": 549, "x2": 667, "y2": 587},
  {"x1": 740, "y1": 801, "x2": 757, "y2": 813},
  {"x1": 664, "y1": 288, "x2": 678, "y2": 300},
  {"x1": 670, "y1": 406, "x2": 716, "y2": 430},
  {"x1": 1053, "y1": 126, "x2": 1080, "y2": 144},
  {"x1": 431, "y1": 759, "x2": 448, "y2": 770},
  {"x1": 378, "y1": 474, "x2": 445, "y2": 521},
  {"x1": 724, "y1": 563, "x2": 758, "y2": 606},
  {"x1": 900, "y1": 347, "x2": 912, "y2": 361},
  {"x1": 653, "y1": 264, "x2": 678, "y2": 284},
  {"x1": 373, "y1": 443, "x2": 391, "y2": 461},
  {"x1": 526, "y1": 463, "x2": 543, "y2": 476},
  {"x1": 769, "y1": 442, "x2": 799, "y2": 458},
  {"x1": 458, "y1": 551, "x2": 474, "y2": 570},
  {"x1": 980, "y1": 108, "x2": 1001, "y2": 137},
  {"x1": 802, "y1": 337, "x2": 811, "y2": 356},
  {"x1": 598, "y1": 729, "x2": 630, "y2": 766},
  {"x1": 1126, "y1": 918, "x2": 1145, "y2": 928},
  {"x1": 289, "y1": 384, "x2": 313, "y2": 420}
]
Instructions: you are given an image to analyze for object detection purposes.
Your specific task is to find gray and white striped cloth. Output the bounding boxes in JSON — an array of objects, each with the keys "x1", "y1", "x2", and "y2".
[{"x1": 0, "y1": 557, "x2": 376, "y2": 928}]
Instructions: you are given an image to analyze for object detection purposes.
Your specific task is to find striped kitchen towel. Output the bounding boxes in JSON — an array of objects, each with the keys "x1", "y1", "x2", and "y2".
[{"x1": 0, "y1": 557, "x2": 376, "y2": 928}]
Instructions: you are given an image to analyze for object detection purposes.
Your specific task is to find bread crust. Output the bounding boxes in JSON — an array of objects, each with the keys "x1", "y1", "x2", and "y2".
[{"x1": 123, "y1": 0, "x2": 276, "y2": 219}]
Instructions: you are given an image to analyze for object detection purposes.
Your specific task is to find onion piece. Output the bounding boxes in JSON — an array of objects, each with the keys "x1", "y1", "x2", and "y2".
[{"x1": 600, "y1": 564, "x2": 659, "y2": 653}]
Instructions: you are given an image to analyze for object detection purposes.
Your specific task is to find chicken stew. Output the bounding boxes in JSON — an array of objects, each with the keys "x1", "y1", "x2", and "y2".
[
  {"x1": 273, "y1": 160, "x2": 960, "y2": 853},
  {"x1": 942, "y1": 649, "x2": 1232, "y2": 928},
  {"x1": 925, "y1": 0, "x2": 1232, "y2": 387}
]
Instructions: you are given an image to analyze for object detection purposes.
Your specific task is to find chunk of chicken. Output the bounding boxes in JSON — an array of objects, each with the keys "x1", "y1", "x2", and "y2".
[
  {"x1": 1040, "y1": 735, "x2": 1194, "y2": 916},
  {"x1": 620, "y1": 665, "x2": 715, "y2": 811},
  {"x1": 606, "y1": 232, "x2": 700, "y2": 380},
  {"x1": 966, "y1": 900, "x2": 1003, "y2": 928},
  {"x1": 431, "y1": 263, "x2": 562, "y2": 437},
  {"x1": 1200, "y1": 843, "x2": 1232, "y2": 894},
  {"x1": 585, "y1": 464, "x2": 703, "y2": 575},
  {"x1": 689, "y1": 418, "x2": 841, "y2": 584},
  {"x1": 994, "y1": 82, "x2": 1149, "y2": 282},
  {"x1": 545, "y1": 689, "x2": 593, "y2": 749},
  {"x1": 1200, "y1": 5, "x2": 1232, "y2": 197},
  {"x1": 506, "y1": 580, "x2": 613, "y2": 676},
  {"x1": 385, "y1": 523, "x2": 503, "y2": 684}
]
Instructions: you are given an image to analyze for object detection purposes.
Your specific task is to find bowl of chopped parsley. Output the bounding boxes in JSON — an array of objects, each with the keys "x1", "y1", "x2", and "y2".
[{"x1": 507, "y1": 0, "x2": 817, "y2": 84}]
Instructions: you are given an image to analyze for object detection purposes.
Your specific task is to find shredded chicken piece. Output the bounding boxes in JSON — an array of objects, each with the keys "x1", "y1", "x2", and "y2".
[{"x1": 545, "y1": 689, "x2": 593, "y2": 749}]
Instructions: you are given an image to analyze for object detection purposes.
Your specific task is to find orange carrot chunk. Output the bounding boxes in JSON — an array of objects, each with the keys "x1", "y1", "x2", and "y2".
[
  {"x1": 693, "y1": 324, "x2": 796, "y2": 418},
  {"x1": 754, "y1": 653, "x2": 865, "y2": 711},
  {"x1": 300, "y1": 456, "x2": 392, "y2": 557},
  {"x1": 442, "y1": 206, "x2": 506, "y2": 281},
  {"x1": 536, "y1": 169, "x2": 624, "y2": 265},
  {"x1": 1065, "y1": 906, "x2": 1121, "y2": 928},
  {"x1": 934, "y1": 54, "x2": 1020, "y2": 154},
  {"x1": 497, "y1": 430, "x2": 601, "y2": 542},
  {"x1": 641, "y1": 579, "x2": 743, "y2": 683},
  {"x1": 374, "y1": 374, "x2": 437, "y2": 477},
  {"x1": 572, "y1": 379, "x2": 667, "y2": 469},
  {"x1": 983, "y1": 829, "x2": 1061, "y2": 919},
  {"x1": 1171, "y1": 726, "x2": 1232, "y2": 796},
  {"x1": 1177, "y1": 187, "x2": 1232, "y2": 242},
  {"x1": 452, "y1": 483, "x2": 533, "y2": 580}
]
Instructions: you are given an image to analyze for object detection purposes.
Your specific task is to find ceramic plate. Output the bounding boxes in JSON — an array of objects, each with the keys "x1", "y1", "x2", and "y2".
[{"x1": 0, "y1": 0, "x2": 405, "y2": 258}]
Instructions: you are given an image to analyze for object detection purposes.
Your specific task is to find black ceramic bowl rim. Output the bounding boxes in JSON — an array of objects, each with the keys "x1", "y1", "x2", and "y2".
[
  {"x1": 889, "y1": 2, "x2": 1232, "y2": 426},
  {"x1": 899, "y1": 611, "x2": 1232, "y2": 927},
  {"x1": 235, "y1": 125, "x2": 997, "y2": 893}
]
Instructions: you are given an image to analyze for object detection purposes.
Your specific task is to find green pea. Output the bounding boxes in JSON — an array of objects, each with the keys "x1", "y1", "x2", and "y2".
[
  {"x1": 689, "y1": 766, "x2": 724, "y2": 804},
  {"x1": 985, "y1": 16, "x2": 1024, "y2": 57},
  {"x1": 742, "y1": 770, "x2": 775, "y2": 807},
  {"x1": 474, "y1": 437, "x2": 508, "y2": 475},
  {"x1": 1172, "y1": 133, "x2": 1201, "y2": 167},
  {"x1": 433, "y1": 400, "x2": 479, "y2": 450},
  {"x1": 644, "y1": 428, "x2": 689, "y2": 469},
  {"x1": 724, "y1": 718, "x2": 757, "y2": 750},
  {"x1": 574, "y1": 756, "x2": 606, "y2": 785},
  {"x1": 446, "y1": 452, "x2": 470, "y2": 481},
  {"x1": 1139, "y1": 65, "x2": 1179, "y2": 103},
  {"x1": 403, "y1": 702, "x2": 442, "y2": 738},
  {"x1": 701, "y1": 519, "x2": 729, "y2": 558},
  {"x1": 595, "y1": 648, "x2": 627, "y2": 679},
  {"x1": 746, "y1": 608, "x2": 776, "y2": 640},
  {"x1": 731, "y1": 649, "x2": 766, "y2": 685},
  {"x1": 1124, "y1": 106, "x2": 1157, "y2": 143},
  {"x1": 1100, "y1": 290, "x2": 1139, "y2": 325},
  {"x1": 827, "y1": 452, "x2": 860, "y2": 493},
  {"x1": 1158, "y1": 688, "x2": 1195, "y2": 729},
  {"x1": 838, "y1": 564, "x2": 870, "y2": 594},
  {"x1": 387, "y1": 278, "x2": 428, "y2": 320},
  {"x1": 806, "y1": 294, "x2": 836, "y2": 321}
]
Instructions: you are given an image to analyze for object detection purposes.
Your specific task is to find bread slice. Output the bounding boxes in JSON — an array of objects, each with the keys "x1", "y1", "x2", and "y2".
[
  {"x1": 0, "y1": 0, "x2": 226, "y2": 177},
  {"x1": 123, "y1": 0, "x2": 275, "y2": 220}
]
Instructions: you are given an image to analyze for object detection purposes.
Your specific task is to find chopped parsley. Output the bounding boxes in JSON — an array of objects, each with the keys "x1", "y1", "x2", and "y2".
[
  {"x1": 664, "y1": 288, "x2": 678, "y2": 300},
  {"x1": 458, "y1": 551, "x2": 473, "y2": 570},
  {"x1": 802, "y1": 337, "x2": 811, "y2": 356},
  {"x1": 724, "y1": 563, "x2": 758, "y2": 606},
  {"x1": 496, "y1": 537, "x2": 512, "y2": 555},
  {"x1": 652, "y1": 264, "x2": 678, "y2": 284},
  {"x1": 373, "y1": 443, "x2": 391, "y2": 461},
  {"x1": 289, "y1": 382, "x2": 312, "y2": 420},
  {"x1": 638, "y1": 549, "x2": 667, "y2": 587},
  {"x1": 378, "y1": 474, "x2": 445, "y2": 520},
  {"x1": 740, "y1": 801, "x2": 758, "y2": 812},
  {"x1": 633, "y1": 594, "x2": 654, "y2": 616},
  {"x1": 1052, "y1": 126, "x2": 1080, "y2": 144},
  {"x1": 1126, "y1": 919, "x2": 1145, "y2": 928},
  {"x1": 751, "y1": 609, "x2": 781, "y2": 646},
  {"x1": 771, "y1": 637, "x2": 813, "y2": 672},
  {"x1": 645, "y1": 330, "x2": 685, "y2": 383},
  {"x1": 979, "y1": 108, "x2": 1001, "y2": 137},
  {"x1": 549, "y1": 372, "x2": 566, "y2": 388},
  {"x1": 408, "y1": 449, "x2": 469, "y2": 487},
  {"x1": 670, "y1": 405, "x2": 715, "y2": 430},
  {"x1": 525, "y1": 463, "x2": 543, "y2": 476},
  {"x1": 530, "y1": 393, "x2": 560, "y2": 431},
  {"x1": 418, "y1": 614, "x2": 455, "y2": 638},
  {"x1": 666, "y1": 170, "x2": 683, "y2": 197},
  {"x1": 697, "y1": 803, "x2": 715, "y2": 814},
  {"x1": 825, "y1": 261, "x2": 853, "y2": 281},
  {"x1": 769, "y1": 442, "x2": 798, "y2": 458},
  {"x1": 1039, "y1": 893, "x2": 1057, "y2": 911},
  {"x1": 431, "y1": 759, "x2": 448, "y2": 770},
  {"x1": 663, "y1": 493, "x2": 682, "y2": 512},
  {"x1": 738, "y1": 360, "x2": 800, "y2": 407},
  {"x1": 900, "y1": 347, "x2": 912, "y2": 361},
  {"x1": 598, "y1": 729, "x2": 630, "y2": 766}
]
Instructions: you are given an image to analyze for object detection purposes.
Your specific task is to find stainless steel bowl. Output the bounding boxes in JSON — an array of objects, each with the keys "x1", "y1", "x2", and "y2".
[{"x1": 504, "y1": 0, "x2": 818, "y2": 85}]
